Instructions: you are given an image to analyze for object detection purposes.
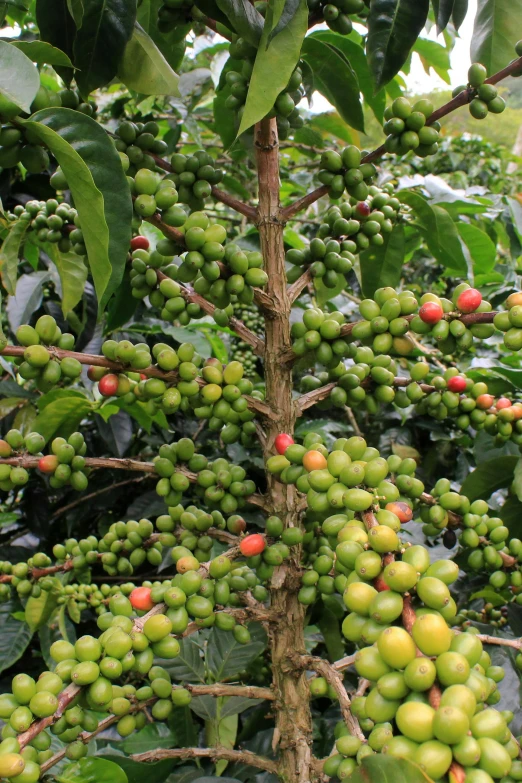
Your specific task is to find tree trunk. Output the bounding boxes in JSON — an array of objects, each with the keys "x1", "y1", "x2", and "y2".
[{"x1": 255, "y1": 118, "x2": 315, "y2": 783}]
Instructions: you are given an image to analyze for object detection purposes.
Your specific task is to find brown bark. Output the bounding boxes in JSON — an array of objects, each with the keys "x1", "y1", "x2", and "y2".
[{"x1": 254, "y1": 117, "x2": 315, "y2": 783}]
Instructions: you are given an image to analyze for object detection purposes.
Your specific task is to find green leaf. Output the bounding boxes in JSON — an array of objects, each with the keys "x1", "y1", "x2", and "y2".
[
  {"x1": 73, "y1": 0, "x2": 136, "y2": 95},
  {"x1": 0, "y1": 397, "x2": 21, "y2": 419},
  {"x1": 48, "y1": 245, "x2": 88, "y2": 315},
  {"x1": 367, "y1": 0, "x2": 430, "y2": 88},
  {"x1": 360, "y1": 223, "x2": 405, "y2": 297},
  {"x1": 413, "y1": 37, "x2": 450, "y2": 83},
  {"x1": 205, "y1": 709, "x2": 238, "y2": 777},
  {"x1": 434, "y1": 0, "x2": 455, "y2": 32},
  {"x1": 0, "y1": 216, "x2": 28, "y2": 294},
  {"x1": 0, "y1": 39, "x2": 39, "y2": 112},
  {"x1": 159, "y1": 635, "x2": 205, "y2": 682},
  {"x1": 31, "y1": 395, "x2": 93, "y2": 442},
  {"x1": 58, "y1": 758, "x2": 128, "y2": 783},
  {"x1": 452, "y1": 0, "x2": 468, "y2": 29},
  {"x1": 457, "y1": 223, "x2": 496, "y2": 274},
  {"x1": 96, "y1": 754, "x2": 173, "y2": 783},
  {"x1": 6, "y1": 271, "x2": 51, "y2": 330},
  {"x1": 471, "y1": 0, "x2": 522, "y2": 74},
  {"x1": 35, "y1": 0, "x2": 75, "y2": 83},
  {"x1": 237, "y1": 0, "x2": 307, "y2": 136},
  {"x1": 400, "y1": 192, "x2": 467, "y2": 273},
  {"x1": 0, "y1": 600, "x2": 33, "y2": 674},
  {"x1": 216, "y1": 0, "x2": 263, "y2": 46},
  {"x1": 201, "y1": 329, "x2": 228, "y2": 363},
  {"x1": 315, "y1": 272, "x2": 347, "y2": 307},
  {"x1": 26, "y1": 108, "x2": 132, "y2": 307},
  {"x1": 25, "y1": 589, "x2": 59, "y2": 632},
  {"x1": 118, "y1": 23, "x2": 180, "y2": 96},
  {"x1": 460, "y1": 457, "x2": 518, "y2": 502},
  {"x1": 207, "y1": 623, "x2": 266, "y2": 680},
  {"x1": 123, "y1": 724, "x2": 175, "y2": 754},
  {"x1": 348, "y1": 755, "x2": 434, "y2": 783},
  {"x1": 513, "y1": 458, "x2": 522, "y2": 502},
  {"x1": 310, "y1": 31, "x2": 386, "y2": 124},
  {"x1": 310, "y1": 112, "x2": 355, "y2": 144},
  {"x1": 301, "y1": 37, "x2": 364, "y2": 132},
  {"x1": 11, "y1": 40, "x2": 73, "y2": 67}
]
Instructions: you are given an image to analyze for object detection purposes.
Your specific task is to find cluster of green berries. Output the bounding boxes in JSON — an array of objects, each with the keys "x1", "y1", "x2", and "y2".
[
  {"x1": 31, "y1": 83, "x2": 97, "y2": 116},
  {"x1": 383, "y1": 97, "x2": 440, "y2": 157},
  {"x1": 229, "y1": 302, "x2": 264, "y2": 377},
  {"x1": 0, "y1": 124, "x2": 50, "y2": 172},
  {"x1": 493, "y1": 291, "x2": 522, "y2": 351},
  {"x1": 168, "y1": 150, "x2": 223, "y2": 208},
  {"x1": 317, "y1": 145, "x2": 377, "y2": 200},
  {"x1": 223, "y1": 39, "x2": 304, "y2": 139},
  {"x1": 8, "y1": 198, "x2": 87, "y2": 256},
  {"x1": 13, "y1": 315, "x2": 82, "y2": 391},
  {"x1": 453, "y1": 63, "x2": 506, "y2": 120},
  {"x1": 113, "y1": 119, "x2": 168, "y2": 174},
  {"x1": 154, "y1": 437, "x2": 257, "y2": 512},
  {"x1": 307, "y1": 0, "x2": 365, "y2": 35},
  {"x1": 130, "y1": 167, "x2": 179, "y2": 218}
]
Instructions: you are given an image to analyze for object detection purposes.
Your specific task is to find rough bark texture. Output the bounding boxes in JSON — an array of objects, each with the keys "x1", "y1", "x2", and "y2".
[{"x1": 255, "y1": 117, "x2": 315, "y2": 783}]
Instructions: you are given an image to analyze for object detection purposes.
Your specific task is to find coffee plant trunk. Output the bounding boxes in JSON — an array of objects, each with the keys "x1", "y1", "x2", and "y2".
[{"x1": 256, "y1": 117, "x2": 315, "y2": 783}]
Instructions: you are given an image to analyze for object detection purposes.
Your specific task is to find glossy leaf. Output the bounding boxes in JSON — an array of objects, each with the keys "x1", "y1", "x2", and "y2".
[
  {"x1": 0, "y1": 601, "x2": 33, "y2": 674},
  {"x1": 207, "y1": 623, "x2": 267, "y2": 680},
  {"x1": 58, "y1": 758, "x2": 128, "y2": 783},
  {"x1": 0, "y1": 219, "x2": 28, "y2": 294},
  {"x1": 27, "y1": 108, "x2": 132, "y2": 307},
  {"x1": 360, "y1": 223, "x2": 405, "y2": 297},
  {"x1": 267, "y1": 0, "x2": 300, "y2": 42},
  {"x1": 400, "y1": 192, "x2": 467, "y2": 273},
  {"x1": 6, "y1": 271, "x2": 51, "y2": 331},
  {"x1": 433, "y1": 0, "x2": 455, "y2": 32},
  {"x1": 73, "y1": 0, "x2": 136, "y2": 95},
  {"x1": 457, "y1": 223, "x2": 496, "y2": 274},
  {"x1": 238, "y1": 0, "x2": 307, "y2": 136},
  {"x1": 118, "y1": 23, "x2": 180, "y2": 95},
  {"x1": 348, "y1": 755, "x2": 434, "y2": 783},
  {"x1": 310, "y1": 31, "x2": 386, "y2": 123},
  {"x1": 216, "y1": 0, "x2": 263, "y2": 45},
  {"x1": 471, "y1": 0, "x2": 522, "y2": 74},
  {"x1": 460, "y1": 456, "x2": 518, "y2": 501},
  {"x1": 160, "y1": 635, "x2": 205, "y2": 682},
  {"x1": 35, "y1": 0, "x2": 75, "y2": 82},
  {"x1": 11, "y1": 39, "x2": 73, "y2": 67},
  {"x1": 122, "y1": 724, "x2": 175, "y2": 754},
  {"x1": 367, "y1": 0, "x2": 430, "y2": 88},
  {"x1": 0, "y1": 39, "x2": 40, "y2": 112},
  {"x1": 301, "y1": 37, "x2": 364, "y2": 132},
  {"x1": 48, "y1": 245, "x2": 88, "y2": 315},
  {"x1": 25, "y1": 589, "x2": 59, "y2": 632},
  {"x1": 452, "y1": 0, "x2": 468, "y2": 29},
  {"x1": 413, "y1": 37, "x2": 450, "y2": 83},
  {"x1": 31, "y1": 395, "x2": 93, "y2": 442},
  {"x1": 96, "y1": 754, "x2": 173, "y2": 783}
]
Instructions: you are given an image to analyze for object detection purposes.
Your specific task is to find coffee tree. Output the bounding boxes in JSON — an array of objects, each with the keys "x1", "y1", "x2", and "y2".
[{"x1": 2, "y1": 1, "x2": 522, "y2": 782}]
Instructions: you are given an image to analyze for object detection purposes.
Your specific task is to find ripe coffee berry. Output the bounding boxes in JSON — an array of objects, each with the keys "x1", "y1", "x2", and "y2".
[
  {"x1": 38, "y1": 455, "x2": 59, "y2": 473},
  {"x1": 496, "y1": 398, "x2": 512, "y2": 409},
  {"x1": 130, "y1": 586, "x2": 154, "y2": 611},
  {"x1": 419, "y1": 302, "x2": 443, "y2": 324},
  {"x1": 385, "y1": 501, "x2": 413, "y2": 523},
  {"x1": 240, "y1": 534, "x2": 266, "y2": 557},
  {"x1": 98, "y1": 374, "x2": 119, "y2": 396},
  {"x1": 456, "y1": 287, "x2": 482, "y2": 313},
  {"x1": 476, "y1": 394, "x2": 495, "y2": 410},
  {"x1": 275, "y1": 434, "x2": 294, "y2": 454},
  {"x1": 130, "y1": 235, "x2": 150, "y2": 251},
  {"x1": 355, "y1": 201, "x2": 371, "y2": 218},
  {"x1": 447, "y1": 376, "x2": 467, "y2": 393}
]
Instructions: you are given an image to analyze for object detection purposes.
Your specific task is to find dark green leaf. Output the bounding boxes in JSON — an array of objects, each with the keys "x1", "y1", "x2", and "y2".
[
  {"x1": 31, "y1": 395, "x2": 93, "y2": 442},
  {"x1": 457, "y1": 223, "x2": 496, "y2": 274},
  {"x1": 216, "y1": 0, "x2": 263, "y2": 45},
  {"x1": 25, "y1": 589, "x2": 59, "y2": 632},
  {"x1": 0, "y1": 215, "x2": 28, "y2": 294},
  {"x1": 11, "y1": 40, "x2": 73, "y2": 67},
  {"x1": 97, "y1": 754, "x2": 173, "y2": 783},
  {"x1": 360, "y1": 223, "x2": 405, "y2": 297},
  {"x1": 367, "y1": 0, "x2": 430, "y2": 88},
  {"x1": 0, "y1": 600, "x2": 33, "y2": 674},
  {"x1": 268, "y1": 0, "x2": 300, "y2": 42},
  {"x1": 452, "y1": 0, "x2": 468, "y2": 29},
  {"x1": 238, "y1": 0, "x2": 308, "y2": 136},
  {"x1": 73, "y1": 0, "x2": 136, "y2": 95},
  {"x1": 434, "y1": 0, "x2": 455, "y2": 32},
  {"x1": 58, "y1": 758, "x2": 128, "y2": 783},
  {"x1": 400, "y1": 192, "x2": 467, "y2": 273},
  {"x1": 471, "y1": 0, "x2": 521, "y2": 74},
  {"x1": 159, "y1": 635, "x2": 205, "y2": 682},
  {"x1": 301, "y1": 37, "x2": 364, "y2": 132},
  {"x1": 310, "y1": 31, "x2": 386, "y2": 123},
  {"x1": 118, "y1": 23, "x2": 180, "y2": 95},
  {"x1": 207, "y1": 623, "x2": 266, "y2": 680},
  {"x1": 123, "y1": 724, "x2": 175, "y2": 754},
  {"x1": 27, "y1": 108, "x2": 132, "y2": 307},
  {"x1": 35, "y1": 0, "x2": 75, "y2": 83},
  {"x1": 348, "y1": 754, "x2": 434, "y2": 783},
  {"x1": 460, "y1": 456, "x2": 518, "y2": 502}
]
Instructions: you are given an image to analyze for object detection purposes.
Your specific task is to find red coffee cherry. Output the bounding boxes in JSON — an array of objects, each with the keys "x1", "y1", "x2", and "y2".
[
  {"x1": 98, "y1": 374, "x2": 119, "y2": 397},
  {"x1": 240, "y1": 534, "x2": 266, "y2": 557},
  {"x1": 38, "y1": 455, "x2": 59, "y2": 473},
  {"x1": 275, "y1": 433, "x2": 294, "y2": 455},
  {"x1": 456, "y1": 287, "x2": 482, "y2": 313},
  {"x1": 130, "y1": 235, "x2": 150, "y2": 251},
  {"x1": 419, "y1": 302, "x2": 443, "y2": 324},
  {"x1": 447, "y1": 376, "x2": 467, "y2": 393},
  {"x1": 130, "y1": 586, "x2": 154, "y2": 611}
]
